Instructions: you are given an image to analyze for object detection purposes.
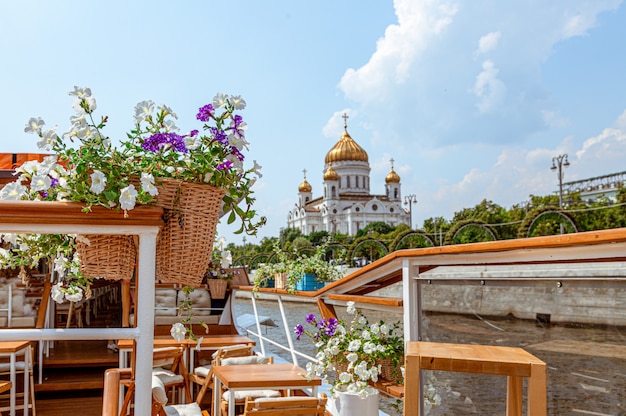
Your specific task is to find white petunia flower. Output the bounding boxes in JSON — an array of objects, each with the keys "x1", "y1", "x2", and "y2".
[
  {"x1": 140, "y1": 173, "x2": 158, "y2": 196},
  {"x1": 170, "y1": 322, "x2": 186, "y2": 342},
  {"x1": 346, "y1": 301, "x2": 356, "y2": 314},
  {"x1": 24, "y1": 117, "x2": 45, "y2": 134},
  {"x1": 68, "y1": 86, "x2": 92, "y2": 98},
  {"x1": 212, "y1": 93, "x2": 228, "y2": 109},
  {"x1": 65, "y1": 286, "x2": 83, "y2": 303},
  {"x1": 229, "y1": 95, "x2": 246, "y2": 110},
  {"x1": 134, "y1": 100, "x2": 155, "y2": 124},
  {"x1": 184, "y1": 135, "x2": 201, "y2": 151},
  {"x1": 30, "y1": 174, "x2": 51, "y2": 192},
  {"x1": 0, "y1": 182, "x2": 28, "y2": 200},
  {"x1": 252, "y1": 160, "x2": 263, "y2": 178},
  {"x1": 119, "y1": 184, "x2": 138, "y2": 211},
  {"x1": 90, "y1": 170, "x2": 107, "y2": 194},
  {"x1": 37, "y1": 127, "x2": 58, "y2": 151},
  {"x1": 159, "y1": 104, "x2": 178, "y2": 119},
  {"x1": 51, "y1": 283, "x2": 65, "y2": 304}
]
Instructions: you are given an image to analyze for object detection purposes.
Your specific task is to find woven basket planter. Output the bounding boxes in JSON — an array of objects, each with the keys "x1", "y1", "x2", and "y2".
[
  {"x1": 154, "y1": 178, "x2": 225, "y2": 286},
  {"x1": 207, "y1": 279, "x2": 228, "y2": 299},
  {"x1": 76, "y1": 234, "x2": 136, "y2": 280}
]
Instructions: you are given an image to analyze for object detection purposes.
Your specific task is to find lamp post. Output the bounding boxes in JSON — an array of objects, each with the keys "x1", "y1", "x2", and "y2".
[
  {"x1": 551, "y1": 154, "x2": 570, "y2": 234},
  {"x1": 242, "y1": 236, "x2": 247, "y2": 258},
  {"x1": 404, "y1": 194, "x2": 418, "y2": 229}
]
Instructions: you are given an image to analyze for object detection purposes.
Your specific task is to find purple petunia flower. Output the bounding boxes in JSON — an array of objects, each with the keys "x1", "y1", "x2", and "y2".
[
  {"x1": 196, "y1": 104, "x2": 214, "y2": 122},
  {"x1": 190, "y1": 129, "x2": 199, "y2": 137},
  {"x1": 210, "y1": 127, "x2": 228, "y2": 146},
  {"x1": 216, "y1": 160, "x2": 233, "y2": 171},
  {"x1": 142, "y1": 132, "x2": 188, "y2": 153},
  {"x1": 294, "y1": 324, "x2": 304, "y2": 340},
  {"x1": 50, "y1": 177, "x2": 59, "y2": 188},
  {"x1": 229, "y1": 146, "x2": 245, "y2": 162},
  {"x1": 306, "y1": 314, "x2": 316, "y2": 324}
]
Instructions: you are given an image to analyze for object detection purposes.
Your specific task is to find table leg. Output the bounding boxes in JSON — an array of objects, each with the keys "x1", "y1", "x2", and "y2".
[
  {"x1": 23, "y1": 347, "x2": 29, "y2": 416},
  {"x1": 506, "y1": 376, "x2": 522, "y2": 416},
  {"x1": 528, "y1": 362, "x2": 547, "y2": 416},
  {"x1": 9, "y1": 353, "x2": 15, "y2": 416},
  {"x1": 212, "y1": 377, "x2": 221, "y2": 416},
  {"x1": 403, "y1": 354, "x2": 420, "y2": 416}
]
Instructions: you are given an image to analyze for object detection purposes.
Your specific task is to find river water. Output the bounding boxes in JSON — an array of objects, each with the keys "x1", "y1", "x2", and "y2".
[{"x1": 233, "y1": 296, "x2": 626, "y2": 416}]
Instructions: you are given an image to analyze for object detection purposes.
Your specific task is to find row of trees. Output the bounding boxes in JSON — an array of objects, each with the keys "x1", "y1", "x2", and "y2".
[{"x1": 225, "y1": 188, "x2": 626, "y2": 268}]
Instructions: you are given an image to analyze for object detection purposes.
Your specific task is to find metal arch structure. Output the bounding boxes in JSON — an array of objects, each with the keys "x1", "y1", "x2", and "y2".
[
  {"x1": 393, "y1": 232, "x2": 435, "y2": 250},
  {"x1": 526, "y1": 210, "x2": 578, "y2": 237},
  {"x1": 449, "y1": 222, "x2": 498, "y2": 244},
  {"x1": 350, "y1": 238, "x2": 390, "y2": 262}
]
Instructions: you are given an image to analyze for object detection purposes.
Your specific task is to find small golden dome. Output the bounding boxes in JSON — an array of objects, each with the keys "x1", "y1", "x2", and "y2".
[
  {"x1": 323, "y1": 165, "x2": 339, "y2": 181},
  {"x1": 386, "y1": 168, "x2": 400, "y2": 183},
  {"x1": 298, "y1": 178, "x2": 312, "y2": 193}
]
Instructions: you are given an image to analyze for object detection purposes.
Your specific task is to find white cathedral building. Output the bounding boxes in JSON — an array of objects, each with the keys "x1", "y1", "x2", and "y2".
[{"x1": 287, "y1": 115, "x2": 410, "y2": 236}]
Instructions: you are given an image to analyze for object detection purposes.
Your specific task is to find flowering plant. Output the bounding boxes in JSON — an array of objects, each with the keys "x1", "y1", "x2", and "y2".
[
  {"x1": 294, "y1": 301, "x2": 404, "y2": 397},
  {"x1": 204, "y1": 237, "x2": 233, "y2": 281},
  {"x1": 0, "y1": 86, "x2": 265, "y2": 302}
]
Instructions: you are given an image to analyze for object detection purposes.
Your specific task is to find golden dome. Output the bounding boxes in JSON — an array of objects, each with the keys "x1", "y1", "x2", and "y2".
[
  {"x1": 325, "y1": 114, "x2": 368, "y2": 164},
  {"x1": 325, "y1": 130, "x2": 368, "y2": 164},
  {"x1": 386, "y1": 168, "x2": 400, "y2": 183},
  {"x1": 298, "y1": 178, "x2": 312, "y2": 193},
  {"x1": 323, "y1": 165, "x2": 339, "y2": 181}
]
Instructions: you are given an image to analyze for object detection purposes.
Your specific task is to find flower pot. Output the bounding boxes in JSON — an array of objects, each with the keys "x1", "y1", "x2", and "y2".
[
  {"x1": 274, "y1": 272, "x2": 287, "y2": 289},
  {"x1": 295, "y1": 272, "x2": 324, "y2": 291},
  {"x1": 207, "y1": 279, "x2": 228, "y2": 299},
  {"x1": 327, "y1": 391, "x2": 379, "y2": 416},
  {"x1": 76, "y1": 234, "x2": 136, "y2": 280},
  {"x1": 154, "y1": 179, "x2": 225, "y2": 286}
]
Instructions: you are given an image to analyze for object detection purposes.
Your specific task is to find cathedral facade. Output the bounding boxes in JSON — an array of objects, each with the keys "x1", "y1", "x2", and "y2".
[{"x1": 286, "y1": 116, "x2": 410, "y2": 236}]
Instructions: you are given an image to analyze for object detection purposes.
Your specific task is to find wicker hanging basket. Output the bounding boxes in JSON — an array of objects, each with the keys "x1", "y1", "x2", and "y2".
[
  {"x1": 207, "y1": 279, "x2": 228, "y2": 299},
  {"x1": 154, "y1": 178, "x2": 225, "y2": 286},
  {"x1": 76, "y1": 234, "x2": 136, "y2": 280}
]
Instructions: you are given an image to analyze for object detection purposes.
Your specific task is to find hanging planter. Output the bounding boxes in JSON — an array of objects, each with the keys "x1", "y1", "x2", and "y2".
[
  {"x1": 207, "y1": 279, "x2": 228, "y2": 299},
  {"x1": 154, "y1": 179, "x2": 225, "y2": 286}
]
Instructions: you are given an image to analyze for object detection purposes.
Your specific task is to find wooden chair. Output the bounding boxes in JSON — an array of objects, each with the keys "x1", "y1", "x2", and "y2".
[
  {"x1": 242, "y1": 394, "x2": 328, "y2": 415},
  {"x1": 217, "y1": 355, "x2": 281, "y2": 416},
  {"x1": 0, "y1": 382, "x2": 11, "y2": 416},
  {"x1": 0, "y1": 344, "x2": 36, "y2": 416},
  {"x1": 102, "y1": 368, "x2": 209, "y2": 416},
  {"x1": 121, "y1": 346, "x2": 192, "y2": 415},
  {"x1": 190, "y1": 344, "x2": 256, "y2": 405}
]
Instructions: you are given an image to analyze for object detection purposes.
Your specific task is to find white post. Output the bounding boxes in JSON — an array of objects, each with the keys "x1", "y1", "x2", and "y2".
[{"x1": 133, "y1": 232, "x2": 157, "y2": 416}]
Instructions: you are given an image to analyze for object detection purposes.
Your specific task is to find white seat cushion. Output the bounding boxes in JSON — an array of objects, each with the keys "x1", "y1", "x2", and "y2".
[
  {"x1": 221, "y1": 356, "x2": 268, "y2": 366},
  {"x1": 152, "y1": 367, "x2": 184, "y2": 385},
  {"x1": 193, "y1": 365, "x2": 211, "y2": 378},
  {"x1": 151, "y1": 376, "x2": 169, "y2": 406},
  {"x1": 222, "y1": 389, "x2": 281, "y2": 401},
  {"x1": 165, "y1": 402, "x2": 203, "y2": 416}
]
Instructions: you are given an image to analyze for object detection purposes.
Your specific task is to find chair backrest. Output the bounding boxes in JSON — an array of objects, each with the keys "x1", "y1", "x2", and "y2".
[
  {"x1": 243, "y1": 394, "x2": 328, "y2": 415},
  {"x1": 218, "y1": 354, "x2": 273, "y2": 366},
  {"x1": 211, "y1": 344, "x2": 255, "y2": 364},
  {"x1": 102, "y1": 368, "x2": 132, "y2": 416}
]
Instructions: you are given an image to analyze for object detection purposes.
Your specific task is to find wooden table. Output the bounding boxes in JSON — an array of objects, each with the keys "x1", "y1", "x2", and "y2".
[
  {"x1": 212, "y1": 363, "x2": 321, "y2": 416},
  {"x1": 404, "y1": 341, "x2": 546, "y2": 416},
  {"x1": 0, "y1": 341, "x2": 31, "y2": 416}
]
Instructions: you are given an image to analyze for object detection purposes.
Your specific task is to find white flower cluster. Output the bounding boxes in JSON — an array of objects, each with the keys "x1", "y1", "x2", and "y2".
[{"x1": 303, "y1": 301, "x2": 397, "y2": 398}]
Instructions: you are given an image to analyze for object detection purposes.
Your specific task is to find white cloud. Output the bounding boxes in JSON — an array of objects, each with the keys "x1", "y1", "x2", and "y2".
[
  {"x1": 339, "y1": 0, "x2": 458, "y2": 103},
  {"x1": 576, "y1": 127, "x2": 626, "y2": 161},
  {"x1": 615, "y1": 109, "x2": 626, "y2": 130},
  {"x1": 471, "y1": 60, "x2": 507, "y2": 113},
  {"x1": 322, "y1": 109, "x2": 355, "y2": 138},
  {"x1": 475, "y1": 31, "x2": 501, "y2": 56}
]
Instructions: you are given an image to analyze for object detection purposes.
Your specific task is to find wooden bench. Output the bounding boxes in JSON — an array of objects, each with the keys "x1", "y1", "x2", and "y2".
[{"x1": 404, "y1": 341, "x2": 546, "y2": 416}]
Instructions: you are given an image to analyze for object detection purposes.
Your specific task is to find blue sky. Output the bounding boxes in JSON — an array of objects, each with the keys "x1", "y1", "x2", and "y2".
[{"x1": 1, "y1": 1, "x2": 625, "y2": 245}]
